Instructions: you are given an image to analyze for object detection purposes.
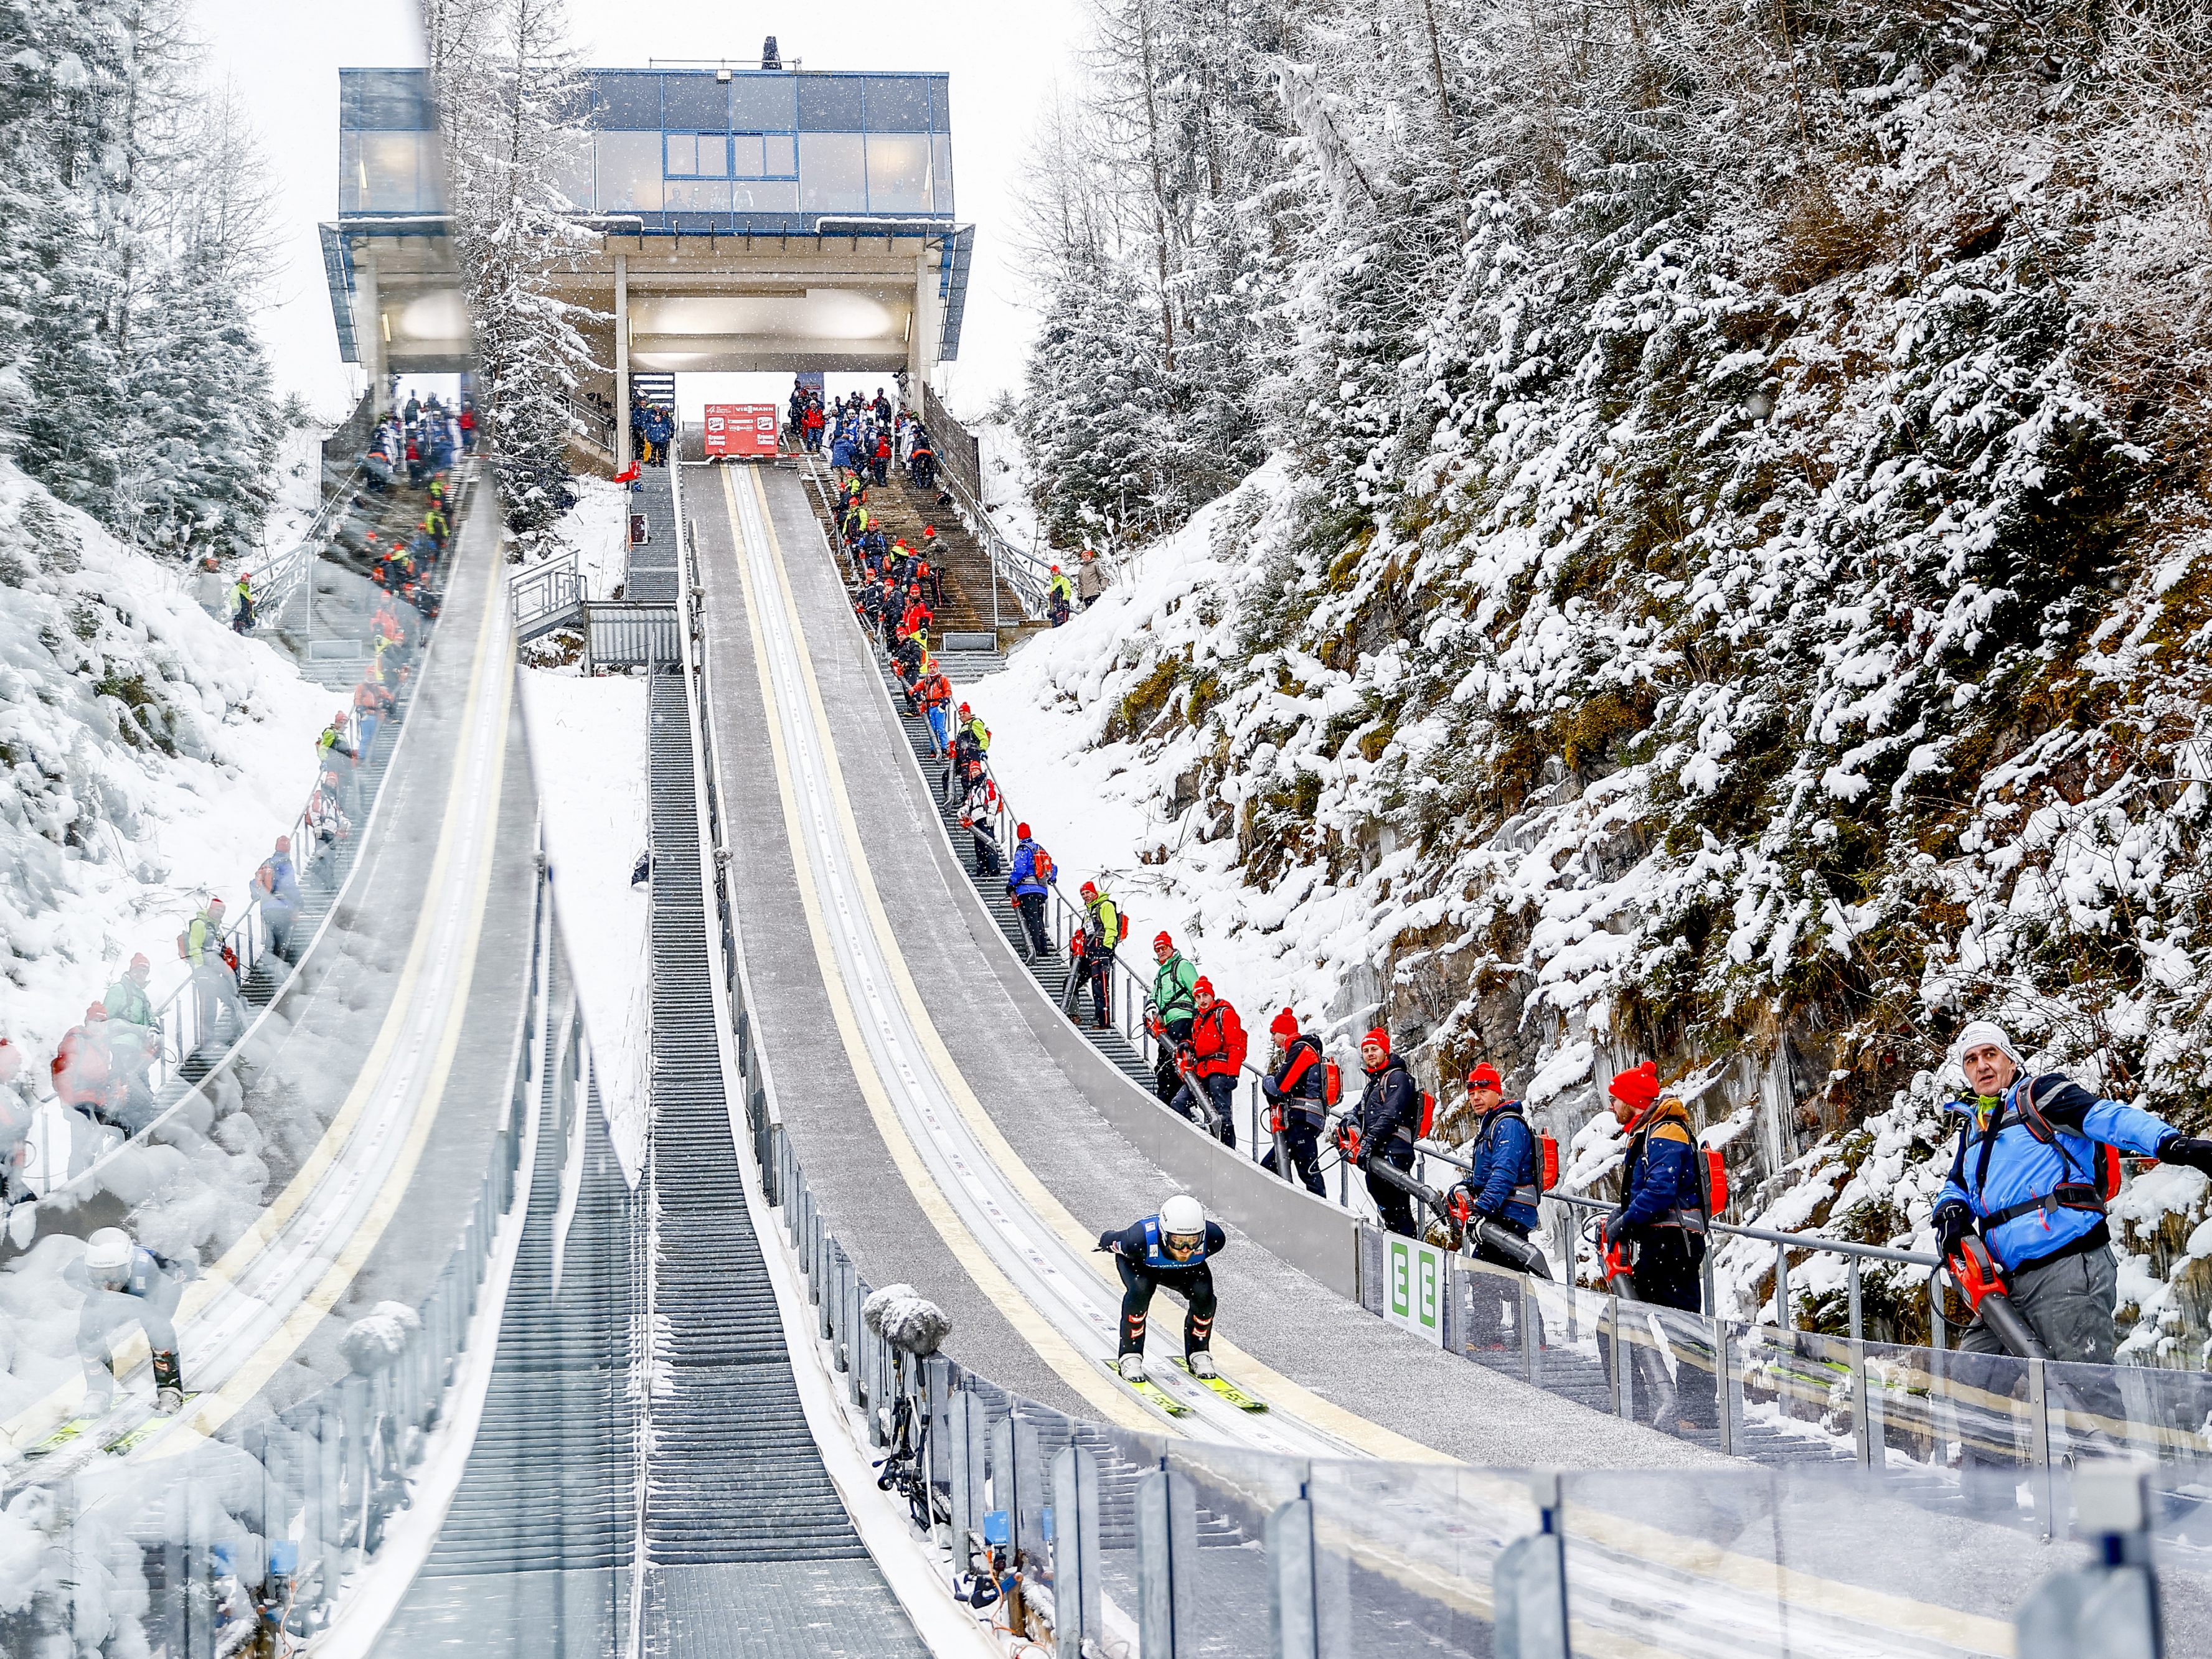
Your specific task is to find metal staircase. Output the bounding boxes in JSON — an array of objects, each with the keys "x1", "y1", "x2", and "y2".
[{"x1": 642, "y1": 669, "x2": 924, "y2": 1651}]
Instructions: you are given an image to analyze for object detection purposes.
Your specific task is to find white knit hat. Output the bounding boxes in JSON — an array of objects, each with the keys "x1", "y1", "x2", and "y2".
[{"x1": 1952, "y1": 1020, "x2": 2023, "y2": 1071}]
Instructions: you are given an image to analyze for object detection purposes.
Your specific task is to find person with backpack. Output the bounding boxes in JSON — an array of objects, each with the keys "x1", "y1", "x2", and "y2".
[
  {"x1": 1046, "y1": 565, "x2": 1073, "y2": 627},
  {"x1": 917, "y1": 662, "x2": 954, "y2": 756},
  {"x1": 1446, "y1": 1063, "x2": 1546, "y2": 1345},
  {"x1": 185, "y1": 896, "x2": 248, "y2": 1040},
  {"x1": 1073, "y1": 881, "x2": 1122, "y2": 1030},
  {"x1": 1599, "y1": 1061, "x2": 1715, "y2": 1429},
  {"x1": 1147, "y1": 933, "x2": 1200, "y2": 1103},
  {"x1": 1170, "y1": 979, "x2": 1244, "y2": 1147},
  {"x1": 960, "y1": 799, "x2": 1002, "y2": 877},
  {"x1": 100, "y1": 954, "x2": 159, "y2": 1125},
  {"x1": 1342, "y1": 1028, "x2": 1422, "y2": 1238},
  {"x1": 54, "y1": 1002, "x2": 128, "y2": 1135},
  {"x1": 1007, "y1": 824, "x2": 1055, "y2": 960},
  {"x1": 1929, "y1": 1022, "x2": 2210, "y2": 1473},
  {"x1": 1258, "y1": 1010, "x2": 1329, "y2": 1194},
  {"x1": 254, "y1": 836, "x2": 303, "y2": 964}
]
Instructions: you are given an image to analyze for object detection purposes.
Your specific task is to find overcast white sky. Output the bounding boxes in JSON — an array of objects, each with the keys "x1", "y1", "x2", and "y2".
[{"x1": 197, "y1": 0, "x2": 1080, "y2": 421}]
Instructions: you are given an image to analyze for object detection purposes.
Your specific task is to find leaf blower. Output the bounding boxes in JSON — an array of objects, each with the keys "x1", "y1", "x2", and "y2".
[
  {"x1": 1936, "y1": 1234, "x2": 2113, "y2": 1449},
  {"x1": 1446, "y1": 1190, "x2": 1554, "y2": 1279}
]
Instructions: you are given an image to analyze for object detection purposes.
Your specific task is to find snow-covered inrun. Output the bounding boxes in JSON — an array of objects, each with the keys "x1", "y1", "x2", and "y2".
[{"x1": 519, "y1": 667, "x2": 650, "y2": 1180}]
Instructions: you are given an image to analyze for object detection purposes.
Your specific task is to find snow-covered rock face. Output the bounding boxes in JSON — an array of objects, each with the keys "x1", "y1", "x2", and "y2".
[
  {"x1": 982, "y1": 9, "x2": 2212, "y2": 1346},
  {"x1": 0, "y1": 464, "x2": 329, "y2": 1066}
]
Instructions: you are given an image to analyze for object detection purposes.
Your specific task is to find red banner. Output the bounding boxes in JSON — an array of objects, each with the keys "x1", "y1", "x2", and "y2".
[{"x1": 703, "y1": 403, "x2": 780, "y2": 459}]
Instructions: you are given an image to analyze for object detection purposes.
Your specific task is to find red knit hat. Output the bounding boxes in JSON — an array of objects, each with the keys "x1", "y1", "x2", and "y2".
[
  {"x1": 1192, "y1": 977, "x2": 1215, "y2": 998},
  {"x1": 1467, "y1": 1062, "x2": 1502, "y2": 1090},
  {"x1": 1609, "y1": 1061, "x2": 1660, "y2": 1110},
  {"x1": 1017, "y1": 822, "x2": 1031, "y2": 839},
  {"x1": 1269, "y1": 1007, "x2": 1299, "y2": 1040},
  {"x1": 1361, "y1": 1027, "x2": 1390, "y2": 1056},
  {"x1": 1154, "y1": 931, "x2": 1173, "y2": 951}
]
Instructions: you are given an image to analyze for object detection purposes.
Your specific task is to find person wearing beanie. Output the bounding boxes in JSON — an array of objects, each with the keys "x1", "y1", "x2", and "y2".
[
  {"x1": 100, "y1": 953, "x2": 160, "y2": 1126},
  {"x1": 1072, "y1": 880, "x2": 1121, "y2": 1030},
  {"x1": 1167, "y1": 978, "x2": 1245, "y2": 1147},
  {"x1": 1147, "y1": 932, "x2": 1200, "y2": 1103},
  {"x1": 1600, "y1": 1062, "x2": 1715, "y2": 1431},
  {"x1": 1007, "y1": 823, "x2": 1055, "y2": 961},
  {"x1": 1932, "y1": 1020, "x2": 2212, "y2": 1457},
  {"x1": 1445, "y1": 1063, "x2": 1546, "y2": 1346},
  {"x1": 1259, "y1": 1009, "x2": 1329, "y2": 1195},
  {"x1": 1343, "y1": 1028, "x2": 1422, "y2": 1238}
]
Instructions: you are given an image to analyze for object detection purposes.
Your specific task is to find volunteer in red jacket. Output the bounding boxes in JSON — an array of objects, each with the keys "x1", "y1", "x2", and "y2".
[
  {"x1": 1170, "y1": 979, "x2": 1245, "y2": 1148},
  {"x1": 1258, "y1": 1008, "x2": 1328, "y2": 1194}
]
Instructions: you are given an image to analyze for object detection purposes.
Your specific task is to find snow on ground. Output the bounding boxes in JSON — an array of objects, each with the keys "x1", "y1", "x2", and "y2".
[
  {"x1": 531, "y1": 474, "x2": 631, "y2": 598},
  {"x1": 517, "y1": 667, "x2": 650, "y2": 1180},
  {"x1": 0, "y1": 463, "x2": 332, "y2": 1078},
  {"x1": 967, "y1": 456, "x2": 1372, "y2": 1048}
]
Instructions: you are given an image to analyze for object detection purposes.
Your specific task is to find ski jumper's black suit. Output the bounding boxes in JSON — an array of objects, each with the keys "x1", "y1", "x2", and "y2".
[{"x1": 1099, "y1": 1217, "x2": 1228, "y2": 1360}]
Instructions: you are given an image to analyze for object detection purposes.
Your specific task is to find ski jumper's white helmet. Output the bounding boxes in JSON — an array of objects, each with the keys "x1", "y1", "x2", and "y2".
[
  {"x1": 85, "y1": 1228, "x2": 133, "y2": 1279},
  {"x1": 1160, "y1": 1195, "x2": 1205, "y2": 1243}
]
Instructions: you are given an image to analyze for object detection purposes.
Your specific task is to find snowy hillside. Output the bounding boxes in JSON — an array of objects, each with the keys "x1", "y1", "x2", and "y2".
[
  {"x1": 991, "y1": 0, "x2": 2212, "y2": 1349},
  {"x1": 0, "y1": 464, "x2": 331, "y2": 1072}
]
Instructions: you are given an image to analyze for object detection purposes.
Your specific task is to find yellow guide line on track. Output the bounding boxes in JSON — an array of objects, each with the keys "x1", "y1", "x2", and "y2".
[{"x1": 717, "y1": 464, "x2": 1150, "y2": 1432}]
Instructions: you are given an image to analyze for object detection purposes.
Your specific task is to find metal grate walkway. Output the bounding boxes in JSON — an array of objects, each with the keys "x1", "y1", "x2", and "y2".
[{"x1": 642, "y1": 669, "x2": 926, "y2": 1653}]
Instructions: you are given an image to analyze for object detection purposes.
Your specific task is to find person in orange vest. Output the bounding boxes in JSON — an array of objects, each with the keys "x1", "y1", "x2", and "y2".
[
  {"x1": 1170, "y1": 979, "x2": 1245, "y2": 1148},
  {"x1": 917, "y1": 661, "x2": 954, "y2": 755}
]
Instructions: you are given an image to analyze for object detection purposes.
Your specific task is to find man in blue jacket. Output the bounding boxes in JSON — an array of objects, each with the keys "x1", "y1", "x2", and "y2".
[
  {"x1": 1932, "y1": 1020, "x2": 2212, "y2": 1371},
  {"x1": 1005, "y1": 823, "x2": 1054, "y2": 961},
  {"x1": 1447, "y1": 1063, "x2": 1541, "y2": 1345},
  {"x1": 1601, "y1": 1061, "x2": 1715, "y2": 1430}
]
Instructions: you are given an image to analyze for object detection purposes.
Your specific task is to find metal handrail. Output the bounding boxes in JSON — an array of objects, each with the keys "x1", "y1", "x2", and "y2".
[
  {"x1": 512, "y1": 552, "x2": 585, "y2": 628},
  {"x1": 934, "y1": 460, "x2": 1052, "y2": 626},
  {"x1": 243, "y1": 456, "x2": 370, "y2": 622}
]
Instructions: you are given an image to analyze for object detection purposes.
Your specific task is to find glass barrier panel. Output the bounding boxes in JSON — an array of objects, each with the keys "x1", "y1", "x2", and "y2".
[
  {"x1": 1170, "y1": 1441, "x2": 1304, "y2": 1658},
  {"x1": 862, "y1": 75, "x2": 933, "y2": 132},
  {"x1": 1309, "y1": 1457, "x2": 1540, "y2": 1657}
]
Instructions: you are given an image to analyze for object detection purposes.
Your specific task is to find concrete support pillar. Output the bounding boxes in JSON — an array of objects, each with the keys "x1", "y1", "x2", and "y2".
[
  {"x1": 907, "y1": 245, "x2": 933, "y2": 398},
  {"x1": 614, "y1": 253, "x2": 631, "y2": 471},
  {"x1": 359, "y1": 249, "x2": 387, "y2": 416}
]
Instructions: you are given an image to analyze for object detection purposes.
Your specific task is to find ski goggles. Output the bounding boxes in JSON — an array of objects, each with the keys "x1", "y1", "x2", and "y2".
[{"x1": 1163, "y1": 1232, "x2": 1204, "y2": 1259}]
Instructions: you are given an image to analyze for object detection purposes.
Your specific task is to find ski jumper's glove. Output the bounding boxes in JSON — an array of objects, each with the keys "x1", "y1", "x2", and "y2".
[
  {"x1": 1932, "y1": 1198, "x2": 1974, "y2": 1256},
  {"x1": 2158, "y1": 1135, "x2": 2212, "y2": 1174}
]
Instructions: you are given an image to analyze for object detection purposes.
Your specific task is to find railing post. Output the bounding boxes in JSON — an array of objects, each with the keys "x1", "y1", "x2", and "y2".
[
  {"x1": 1492, "y1": 1472, "x2": 1570, "y2": 1659},
  {"x1": 1848, "y1": 1256, "x2": 1862, "y2": 1343},
  {"x1": 1267, "y1": 1495, "x2": 1320, "y2": 1659},
  {"x1": 1775, "y1": 1241, "x2": 1791, "y2": 1330},
  {"x1": 2028, "y1": 1357, "x2": 2053, "y2": 1539},
  {"x1": 1052, "y1": 1444, "x2": 1101, "y2": 1659},
  {"x1": 1851, "y1": 1338, "x2": 1873, "y2": 1469},
  {"x1": 1714, "y1": 1313, "x2": 1736, "y2": 1457},
  {"x1": 1135, "y1": 1465, "x2": 1196, "y2": 1659}
]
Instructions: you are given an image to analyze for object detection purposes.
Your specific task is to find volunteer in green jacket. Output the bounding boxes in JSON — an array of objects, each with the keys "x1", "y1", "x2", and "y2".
[{"x1": 1149, "y1": 931, "x2": 1200, "y2": 1103}]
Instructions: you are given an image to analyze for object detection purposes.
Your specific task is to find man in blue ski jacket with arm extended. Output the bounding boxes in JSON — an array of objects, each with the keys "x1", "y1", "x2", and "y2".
[{"x1": 1931, "y1": 1020, "x2": 2212, "y2": 1366}]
